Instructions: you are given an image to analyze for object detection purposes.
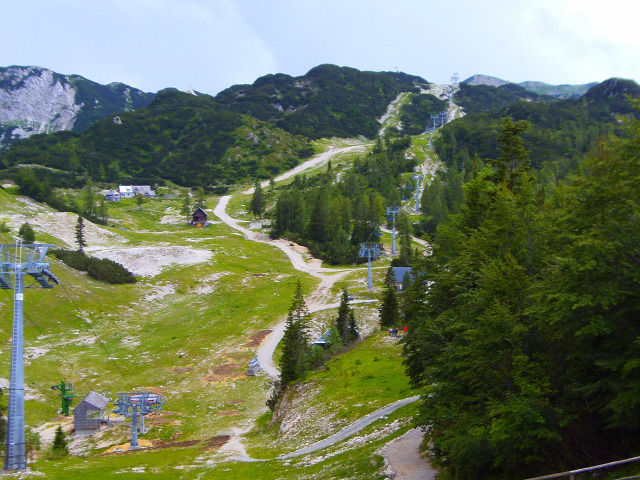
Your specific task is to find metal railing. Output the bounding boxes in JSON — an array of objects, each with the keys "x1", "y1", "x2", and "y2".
[{"x1": 524, "y1": 455, "x2": 640, "y2": 480}]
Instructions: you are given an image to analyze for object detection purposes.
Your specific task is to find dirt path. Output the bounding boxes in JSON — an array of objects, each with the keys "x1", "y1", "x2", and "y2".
[
  {"x1": 277, "y1": 395, "x2": 420, "y2": 459},
  {"x1": 243, "y1": 144, "x2": 368, "y2": 195},
  {"x1": 382, "y1": 427, "x2": 439, "y2": 479},
  {"x1": 229, "y1": 395, "x2": 421, "y2": 463}
]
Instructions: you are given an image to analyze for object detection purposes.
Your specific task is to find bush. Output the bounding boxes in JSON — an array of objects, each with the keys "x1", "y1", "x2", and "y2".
[
  {"x1": 86, "y1": 257, "x2": 136, "y2": 284},
  {"x1": 52, "y1": 250, "x2": 136, "y2": 284}
]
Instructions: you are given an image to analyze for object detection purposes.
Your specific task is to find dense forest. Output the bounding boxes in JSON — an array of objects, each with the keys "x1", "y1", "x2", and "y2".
[{"x1": 402, "y1": 109, "x2": 640, "y2": 478}]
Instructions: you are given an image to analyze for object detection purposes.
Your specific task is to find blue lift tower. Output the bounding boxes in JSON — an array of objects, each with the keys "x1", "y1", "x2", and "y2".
[
  {"x1": 386, "y1": 206, "x2": 401, "y2": 256},
  {"x1": 1, "y1": 243, "x2": 58, "y2": 471},
  {"x1": 359, "y1": 242, "x2": 381, "y2": 290}
]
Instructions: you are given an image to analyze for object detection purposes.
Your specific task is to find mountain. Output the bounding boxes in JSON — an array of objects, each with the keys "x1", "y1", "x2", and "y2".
[
  {"x1": 436, "y1": 77, "x2": 640, "y2": 185},
  {"x1": 0, "y1": 66, "x2": 155, "y2": 150},
  {"x1": 214, "y1": 64, "x2": 430, "y2": 139},
  {"x1": 463, "y1": 74, "x2": 596, "y2": 98},
  {"x1": 0, "y1": 88, "x2": 313, "y2": 190},
  {"x1": 0, "y1": 65, "x2": 431, "y2": 191}
]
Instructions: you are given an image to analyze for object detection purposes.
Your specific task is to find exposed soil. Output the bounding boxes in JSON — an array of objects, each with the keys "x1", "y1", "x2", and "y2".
[
  {"x1": 203, "y1": 363, "x2": 246, "y2": 382},
  {"x1": 216, "y1": 410, "x2": 242, "y2": 417},
  {"x1": 243, "y1": 329, "x2": 273, "y2": 348}
]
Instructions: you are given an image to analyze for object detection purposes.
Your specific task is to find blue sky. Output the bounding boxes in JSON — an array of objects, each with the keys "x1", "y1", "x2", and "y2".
[{"x1": 3, "y1": 0, "x2": 639, "y2": 94}]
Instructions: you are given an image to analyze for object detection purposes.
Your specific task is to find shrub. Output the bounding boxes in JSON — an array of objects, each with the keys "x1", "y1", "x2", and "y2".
[{"x1": 52, "y1": 249, "x2": 136, "y2": 284}]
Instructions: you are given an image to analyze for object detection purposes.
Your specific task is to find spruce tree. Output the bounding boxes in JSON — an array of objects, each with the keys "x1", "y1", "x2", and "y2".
[
  {"x1": 51, "y1": 425, "x2": 68, "y2": 456},
  {"x1": 347, "y1": 310, "x2": 359, "y2": 343},
  {"x1": 75, "y1": 215, "x2": 86, "y2": 253},
  {"x1": 279, "y1": 281, "x2": 310, "y2": 386},
  {"x1": 379, "y1": 267, "x2": 399, "y2": 328},
  {"x1": 251, "y1": 179, "x2": 265, "y2": 218},
  {"x1": 335, "y1": 288, "x2": 351, "y2": 343},
  {"x1": 180, "y1": 190, "x2": 191, "y2": 219}
]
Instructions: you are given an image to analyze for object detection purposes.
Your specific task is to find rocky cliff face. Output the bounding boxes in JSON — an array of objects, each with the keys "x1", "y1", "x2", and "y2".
[{"x1": 0, "y1": 66, "x2": 154, "y2": 150}]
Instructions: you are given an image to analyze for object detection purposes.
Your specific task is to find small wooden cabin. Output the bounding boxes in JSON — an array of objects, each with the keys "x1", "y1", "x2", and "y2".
[
  {"x1": 73, "y1": 391, "x2": 109, "y2": 435},
  {"x1": 190, "y1": 207, "x2": 209, "y2": 227}
]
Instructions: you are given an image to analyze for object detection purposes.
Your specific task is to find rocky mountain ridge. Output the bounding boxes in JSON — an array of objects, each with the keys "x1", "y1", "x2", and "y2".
[
  {"x1": 463, "y1": 73, "x2": 596, "y2": 98},
  {"x1": 0, "y1": 65, "x2": 154, "y2": 150}
]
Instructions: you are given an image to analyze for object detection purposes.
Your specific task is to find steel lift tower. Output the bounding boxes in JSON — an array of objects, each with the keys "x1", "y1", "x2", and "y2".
[
  {"x1": 113, "y1": 392, "x2": 165, "y2": 450},
  {"x1": 359, "y1": 242, "x2": 381, "y2": 290},
  {"x1": 1, "y1": 243, "x2": 58, "y2": 471},
  {"x1": 386, "y1": 206, "x2": 401, "y2": 255},
  {"x1": 412, "y1": 175, "x2": 424, "y2": 213}
]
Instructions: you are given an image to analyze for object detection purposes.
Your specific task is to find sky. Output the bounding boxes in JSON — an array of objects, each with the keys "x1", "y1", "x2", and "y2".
[{"x1": 2, "y1": 0, "x2": 639, "y2": 95}]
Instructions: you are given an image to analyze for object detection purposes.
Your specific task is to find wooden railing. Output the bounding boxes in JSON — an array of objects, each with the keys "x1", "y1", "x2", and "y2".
[{"x1": 524, "y1": 455, "x2": 640, "y2": 480}]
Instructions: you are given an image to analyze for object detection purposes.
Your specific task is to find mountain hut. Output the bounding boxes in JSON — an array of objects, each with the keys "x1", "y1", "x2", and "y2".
[
  {"x1": 190, "y1": 207, "x2": 209, "y2": 227},
  {"x1": 73, "y1": 391, "x2": 110, "y2": 435}
]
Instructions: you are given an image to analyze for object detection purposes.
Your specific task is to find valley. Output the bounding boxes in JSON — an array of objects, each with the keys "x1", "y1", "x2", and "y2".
[{"x1": 0, "y1": 132, "x2": 432, "y2": 478}]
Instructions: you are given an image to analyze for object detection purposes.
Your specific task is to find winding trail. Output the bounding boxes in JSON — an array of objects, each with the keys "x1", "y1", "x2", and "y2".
[{"x1": 214, "y1": 141, "x2": 427, "y2": 468}]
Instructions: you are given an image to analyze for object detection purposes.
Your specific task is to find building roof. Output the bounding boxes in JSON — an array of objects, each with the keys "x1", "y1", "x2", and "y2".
[
  {"x1": 192, "y1": 207, "x2": 208, "y2": 218},
  {"x1": 391, "y1": 267, "x2": 413, "y2": 283},
  {"x1": 80, "y1": 391, "x2": 109, "y2": 410}
]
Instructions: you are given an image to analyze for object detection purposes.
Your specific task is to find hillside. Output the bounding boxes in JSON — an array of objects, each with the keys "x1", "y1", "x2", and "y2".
[
  {"x1": 214, "y1": 64, "x2": 430, "y2": 139},
  {"x1": 0, "y1": 88, "x2": 313, "y2": 188},
  {"x1": 0, "y1": 66, "x2": 154, "y2": 150},
  {"x1": 437, "y1": 77, "x2": 640, "y2": 175},
  {"x1": 0, "y1": 140, "x2": 425, "y2": 478}
]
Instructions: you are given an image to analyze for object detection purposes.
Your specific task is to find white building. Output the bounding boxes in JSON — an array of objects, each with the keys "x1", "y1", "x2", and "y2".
[{"x1": 118, "y1": 185, "x2": 155, "y2": 198}]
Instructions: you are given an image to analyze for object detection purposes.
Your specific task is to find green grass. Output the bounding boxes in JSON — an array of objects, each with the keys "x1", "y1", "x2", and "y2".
[{"x1": 246, "y1": 330, "x2": 417, "y2": 458}]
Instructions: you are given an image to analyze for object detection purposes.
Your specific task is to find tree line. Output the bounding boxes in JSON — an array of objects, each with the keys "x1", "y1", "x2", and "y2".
[{"x1": 266, "y1": 137, "x2": 416, "y2": 265}]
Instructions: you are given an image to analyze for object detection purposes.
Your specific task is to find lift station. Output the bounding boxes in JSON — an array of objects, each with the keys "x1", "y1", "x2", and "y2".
[{"x1": 113, "y1": 392, "x2": 165, "y2": 449}]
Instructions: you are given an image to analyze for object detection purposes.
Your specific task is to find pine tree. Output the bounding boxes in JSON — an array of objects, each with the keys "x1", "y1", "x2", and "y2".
[
  {"x1": 379, "y1": 267, "x2": 399, "y2": 328},
  {"x1": 80, "y1": 180, "x2": 96, "y2": 217},
  {"x1": 193, "y1": 187, "x2": 207, "y2": 210},
  {"x1": 51, "y1": 425, "x2": 68, "y2": 456},
  {"x1": 75, "y1": 215, "x2": 86, "y2": 253},
  {"x1": 98, "y1": 197, "x2": 108, "y2": 223},
  {"x1": 335, "y1": 288, "x2": 351, "y2": 343},
  {"x1": 279, "y1": 281, "x2": 310, "y2": 386},
  {"x1": 180, "y1": 190, "x2": 191, "y2": 220},
  {"x1": 347, "y1": 310, "x2": 359, "y2": 343},
  {"x1": 251, "y1": 179, "x2": 265, "y2": 218}
]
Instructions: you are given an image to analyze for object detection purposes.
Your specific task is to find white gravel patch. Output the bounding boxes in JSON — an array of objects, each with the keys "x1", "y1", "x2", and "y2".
[{"x1": 92, "y1": 246, "x2": 214, "y2": 277}]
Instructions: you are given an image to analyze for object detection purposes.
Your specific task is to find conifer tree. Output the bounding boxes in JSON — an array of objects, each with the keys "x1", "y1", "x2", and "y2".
[
  {"x1": 251, "y1": 179, "x2": 265, "y2": 218},
  {"x1": 279, "y1": 281, "x2": 310, "y2": 386},
  {"x1": 51, "y1": 425, "x2": 68, "y2": 456},
  {"x1": 335, "y1": 288, "x2": 351, "y2": 343},
  {"x1": 75, "y1": 215, "x2": 86, "y2": 253},
  {"x1": 180, "y1": 190, "x2": 191, "y2": 219},
  {"x1": 379, "y1": 267, "x2": 399, "y2": 328},
  {"x1": 347, "y1": 310, "x2": 359, "y2": 343},
  {"x1": 18, "y1": 222, "x2": 35, "y2": 244},
  {"x1": 193, "y1": 187, "x2": 207, "y2": 210}
]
